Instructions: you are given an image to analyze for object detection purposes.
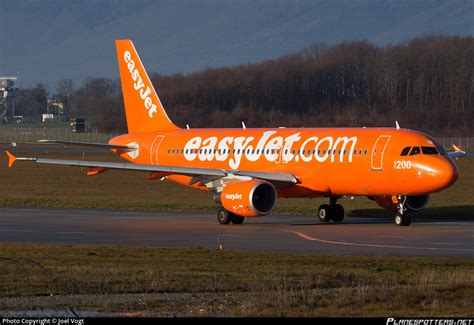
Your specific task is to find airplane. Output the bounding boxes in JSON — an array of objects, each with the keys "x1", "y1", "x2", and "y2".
[{"x1": 5, "y1": 40, "x2": 466, "y2": 227}]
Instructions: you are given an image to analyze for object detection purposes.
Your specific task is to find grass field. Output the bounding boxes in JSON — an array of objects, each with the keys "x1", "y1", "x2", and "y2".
[
  {"x1": 0, "y1": 243, "x2": 473, "y2": 316},
  {"x1": 0, "y1": 145, "x2": 472, "y2": 218}
]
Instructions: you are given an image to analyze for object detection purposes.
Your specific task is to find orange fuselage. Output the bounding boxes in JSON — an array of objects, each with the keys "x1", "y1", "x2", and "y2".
[{"x1": 110, "y1": 127, "x2": 458, "y2": 198}]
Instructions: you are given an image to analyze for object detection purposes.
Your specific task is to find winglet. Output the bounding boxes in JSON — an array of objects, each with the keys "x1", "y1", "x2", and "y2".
[
  {"x1": 452, "y1": 144, "x2": 462, "y2": 152},
  {"x1": 5, "y1": 151, "x2": 16, "y2": 168}
]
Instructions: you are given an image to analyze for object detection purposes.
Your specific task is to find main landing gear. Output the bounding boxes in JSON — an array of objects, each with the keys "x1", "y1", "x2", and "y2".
[
  {"x1": 394, "y1": 196, "x2": 411, "y2": 226},
  {"x1": 318, "y1": 198, "x2": 345, "y2": 223},
  {"x1": 217, "y1": 208, "x2": 245, "y2": 225}
]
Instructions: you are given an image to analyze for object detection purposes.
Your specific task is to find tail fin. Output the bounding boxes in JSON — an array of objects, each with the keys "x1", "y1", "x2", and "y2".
[{"x1": 116, "y1": 40, "x2": 179, "y2": 133}]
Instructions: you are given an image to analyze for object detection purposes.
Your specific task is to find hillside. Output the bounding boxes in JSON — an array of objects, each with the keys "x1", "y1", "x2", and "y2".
[{"x1": 0, "y1": 0, "x2": 472, "y2": 86}]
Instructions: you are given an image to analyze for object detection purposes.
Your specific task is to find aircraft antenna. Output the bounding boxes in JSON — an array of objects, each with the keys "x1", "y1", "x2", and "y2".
[
  {"x1": 186, "y1": 124, "x2": 190, "y2": 130},
  {"x1": 242, "y1": 121, "x2": 246, "y2": 130},
  {"x1": 395, "y1": 121, "x2": 400, "y2": 130}
]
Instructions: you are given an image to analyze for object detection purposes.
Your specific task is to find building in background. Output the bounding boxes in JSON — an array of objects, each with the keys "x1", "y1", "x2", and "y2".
[{"x1": 0, "y1": 77, "x2": 18, "y2": 123}]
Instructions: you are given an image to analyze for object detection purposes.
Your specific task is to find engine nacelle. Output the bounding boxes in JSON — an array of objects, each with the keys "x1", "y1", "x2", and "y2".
[
  {"x1": 220, "y1": 180, "x2": 278, "y2": 217},
  {"x1": 374, "y1": 195, "x2": 430, "y2": 212}
]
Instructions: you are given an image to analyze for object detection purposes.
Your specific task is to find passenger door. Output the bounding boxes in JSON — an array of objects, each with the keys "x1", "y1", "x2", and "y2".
[{"x1": 371, "y1": 135, "x2": 391, "y2": 171}]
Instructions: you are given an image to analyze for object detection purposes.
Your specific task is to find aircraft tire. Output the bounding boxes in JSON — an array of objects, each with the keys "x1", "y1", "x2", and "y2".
[
  {"x1": 332, "y1": 204, "x2": 345, "y2": 222},
  {"x1": 318, "y1": 204, "x2": 332, "y2": 223},
  {"x1": 231, "y1": 215, "x2": 245, "y2": 225},
  {"x1": 403, "y1": 214, "x2": 412, "y2": 226},
  {"x1": 394, "y1": 214, "x2": 405, "y2": 226},
  {"x1": 217, "y1": 208, "x2": 232, "y2": 225}
]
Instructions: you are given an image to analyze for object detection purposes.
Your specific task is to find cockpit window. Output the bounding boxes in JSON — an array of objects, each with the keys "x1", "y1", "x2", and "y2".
[
  {"x1": 437, "y1": 146, "x2": 447, "y2": 156},
  {"x1": 421, "y1": 146, "x2": 438, "y2": 155},
  {"x1": 400, "y1": 147, "x2": 411, "y2": 156},
  {"x1": 409, "y1": 146, "x2": 421, "y2": 156}
]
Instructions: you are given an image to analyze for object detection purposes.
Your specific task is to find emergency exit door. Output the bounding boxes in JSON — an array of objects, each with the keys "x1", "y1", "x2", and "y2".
[{"x1": 371, "y1": 135, "x2": 391, "y2": 170}]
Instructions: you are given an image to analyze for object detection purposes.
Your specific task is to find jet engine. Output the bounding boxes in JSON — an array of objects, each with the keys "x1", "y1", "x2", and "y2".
[
  {"x1": 374, "y1": 195, "x2": 430, "y2": 212},
  {"x1": 219, "y1": 180, "x2": 278, "y2": 217}
]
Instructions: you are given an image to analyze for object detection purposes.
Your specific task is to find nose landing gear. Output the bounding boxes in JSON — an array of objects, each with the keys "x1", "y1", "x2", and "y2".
[
  {"x1": 395, "y1": 196, "x2": 411, "y2": 226},
  {"x1": 318, "y1": 197, "x2": 345, "y2": 223}
]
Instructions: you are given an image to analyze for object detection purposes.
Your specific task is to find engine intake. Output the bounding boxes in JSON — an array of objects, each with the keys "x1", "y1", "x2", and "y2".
[{"x1": 220, "y1": 180, "x2": 278, "y2": 217}]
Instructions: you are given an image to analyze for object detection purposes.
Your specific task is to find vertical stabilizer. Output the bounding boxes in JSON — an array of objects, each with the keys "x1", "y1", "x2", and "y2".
[{"x1": 116, "y1": 40, "x2": 179, "y2": 133}]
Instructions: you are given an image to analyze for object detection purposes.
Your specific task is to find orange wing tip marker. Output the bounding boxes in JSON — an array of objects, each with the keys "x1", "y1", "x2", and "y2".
[
  {"x1": 5, "y1": 151, "x2": 16, "y2": 168},
  {"x1": 452, "y1": 144, "x2": 462, "y2": 152}
]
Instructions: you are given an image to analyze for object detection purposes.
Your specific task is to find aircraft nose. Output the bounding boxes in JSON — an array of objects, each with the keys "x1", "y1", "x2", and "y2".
[{"x1": 432, "y1": 158, "x2": 458, "y2": 190}]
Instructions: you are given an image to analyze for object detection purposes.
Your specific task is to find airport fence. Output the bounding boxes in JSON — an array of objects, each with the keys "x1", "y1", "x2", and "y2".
[
  {"x1": 0, "y1": 126, "x2": 120, "y2": 144},
  {"x1": 0, "y1": 125, "x2": 472, "y2": 150},
  {"x1": 432, "y1": 136, "x2": 472, "y2": 150}
]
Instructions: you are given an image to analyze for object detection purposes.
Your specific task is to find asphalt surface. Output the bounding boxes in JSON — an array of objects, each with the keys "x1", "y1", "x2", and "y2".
[{"x1": 0, "y1": 207, "x2": 472, "y2": 257}]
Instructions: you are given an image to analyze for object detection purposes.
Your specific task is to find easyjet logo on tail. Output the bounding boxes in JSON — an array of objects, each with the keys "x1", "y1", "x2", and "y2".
[{"x1": 123, "y1": 50, "x2": 157, "y2": 118}]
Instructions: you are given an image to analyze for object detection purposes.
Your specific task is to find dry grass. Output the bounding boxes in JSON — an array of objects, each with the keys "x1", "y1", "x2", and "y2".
[{"x1": 0, "y1": 243, "x2": 472, "y2": 316}]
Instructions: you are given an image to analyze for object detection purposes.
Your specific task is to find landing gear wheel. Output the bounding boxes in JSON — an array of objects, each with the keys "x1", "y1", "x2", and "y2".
[
  {"x1": 318, "y1": 204, "x2": 332, "y2": 223},
  {"x1": 395, "y1": 213, "x2": 405, "y2": 226},
  {"x1": 332, "y1": 204, "x2": 345, "y2": 222},
  {"x1": 403, "y1": 214, "x2": 411, "y2": 226},
  {"x1": 217, "y1": 208, "x2": 232, "y2": 225},
  {"x1": 231, "y1": 215, "x2": 245, "y2": 225}
]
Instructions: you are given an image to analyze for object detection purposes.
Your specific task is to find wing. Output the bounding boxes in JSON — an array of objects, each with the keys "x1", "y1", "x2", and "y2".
[
  {"x1": 37, "y1": 140, "x2": 137, "y2": 151},
  {"x1": 447, "y1": 144, "x2": 467, "y2": 159},
  {"x1": 5, "y1": 151, "x2": 298, "y2": 186}
]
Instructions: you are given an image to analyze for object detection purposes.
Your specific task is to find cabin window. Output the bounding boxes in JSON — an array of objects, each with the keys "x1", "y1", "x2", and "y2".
[
  {"x1": 364, "y1": 150, "x2": 368, "y2": 155},
  {"x1": 400, "y1": 146, "x2": 411, "y2": 156},
  {"x1": 421, "y1": 146, "x2": 438, "y2": 155},
  {"x1": 409, "y1": 147, "x2": 421, "y2": 156}
]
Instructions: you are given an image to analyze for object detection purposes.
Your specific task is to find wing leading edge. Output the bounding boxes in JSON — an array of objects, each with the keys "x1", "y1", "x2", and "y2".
[
  {"x1": 5, "y1": 151, "x2": 298, "y2": 186},
  {"x1": 37, "y1": 140, "x2": 136, "y2": 151}
]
